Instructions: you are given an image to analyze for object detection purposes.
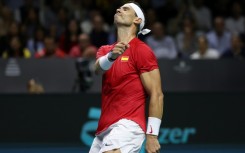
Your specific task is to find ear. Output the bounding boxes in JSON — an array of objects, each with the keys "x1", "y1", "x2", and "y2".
[{"x1": 133, "y1": 17, "x2": 142, "y2": 26}]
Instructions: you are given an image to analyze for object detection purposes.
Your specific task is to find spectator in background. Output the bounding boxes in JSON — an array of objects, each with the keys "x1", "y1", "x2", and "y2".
[
  {"x1": 23, "y1": 8, "x2": 40, "y2": 38},
  {"x1": 80, "y1": 10, "x2": 109, "y2": 35},
  {"x1": 47, "y1": 24, "x2": 59, "y2": 40},
  {"x1": 145, "y1": 22, "x2": 177, "y2": 59},
  {"x1": 89, "y1": 15, "x2": 109, "y2": 48},
  {"x1": 168, "y1": 0, "x2": 196, "y2": 35},
  {"x1": 3, "y1": 0, "x2": 24, "y2": 11},
  {"x1": 40, "y1": 1, "x2": 68, "y2": 37},
  {"x1": 206, "y1": 16, "x2": 231, "y2": 54},
  {"x1": 58, "y1": 19, "x2": 81, "y2": 54},
  {"x1": 40, "y1": 0, "x2": 61, "y2": 29},
  {"x1": 63, "y1": 0, "x2": 85, "y2": 21},
  {"x1": 222, "y1": 34, "x2": 245, "y2": 59},
  {"x1": 208, "y1": 0, "x2": 230, "y2": 17},
  {"x1": 160, "y1": 0, "x2": 178, "y2": 24},
  {"x1": 19, "y1": 0, "x2": 39, "y2": 23},
  {"x1": 35, "y1": 36, "x2": 65, "y2": 58},
  {"x1": 176, "y1": 17, "x2": 202, "y2": 58},
  {"x1": 0, "y1": 22, "x2": 6, "y2": 54},
  {"x1": 2, "y1": 36, "x2": 31, "y2": 58},
  {"x1": 225, "y1": 1, "x2": 245, "y2": 35},
  {"x1": 0, "y1": 5, "x2": 15, "y2": 29},
  {"x1": 191, "y1": 35, "x2": 220, "y2": 59},
  {"x1": 69, "y1": 33, "x2": 97, "y2": 58},
  {"x1": 192, "y1": 0, "x2": 212, "y2": 32},
  {"x1": 144, "y1": 8, "x2": 158, "y2": 30},
  {"x1": 27, "y1": 26, "x2": 45, "y2": 55},
  {"x1": 0, "y1": 22, "x2": 27, "y2": 54}
]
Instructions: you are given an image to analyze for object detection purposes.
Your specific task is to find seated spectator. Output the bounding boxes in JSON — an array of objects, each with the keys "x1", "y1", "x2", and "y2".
[
  {"x1": 89, "y1": 15, "x2": 109, "y2": 48},
  {"x1": 80, "y1": 10, "x2": 109, "y2": 35},
  {"x1": 1, "y1": 7, "x2": 16, "y2": 31},
  {"x1": 206, "y1": 16, "x2": 231, "y2": 54},
  {"x1": 222, "y1": 34, "x2": 245, "y2": 59},
  {"x1": 58, "y1": 19, "x2": 81, "y2": 54},
  {"x1": 192, "y1": 0, "x2": 212, "y2": 32},
  {"x1": 69, "y1": 33, "x2": 97, "y2": 58},
  {"x1": 225, "y1": 1, "x2": 245, "y2": 35},
  {"x1": 27, "y1": 26, "x2": 45, "y2": 55},
  {"x1": 35, "y1": 36, "x2": 65, "y2": 58},
  {"x1": 144, "y1": 8, "x2": 158, "y2": 29},
  {"x1": 191, "y1": 35, "x2": 220, "y2": 59},
  {"x1": 22, "y1": 7, "x2": 40, "y2": 39},
  {"x1": 2, "y1": 36, "x2": 31, "y2": 58},
  {"x1": 40, "y1": 2, "x2": 68, "y2": 38},
  {"x1": 167, "y1": 0, "x2": 196, "y2": 35},
  {"x1": 145, "y1": 22, "x2": 177, "y2": 59},
  {"x1": 19, "y1": 0, "x2": 40, "y2": 22},
  {"x1": 176, "y1": 17, "x2": 202, "y2": 58}
]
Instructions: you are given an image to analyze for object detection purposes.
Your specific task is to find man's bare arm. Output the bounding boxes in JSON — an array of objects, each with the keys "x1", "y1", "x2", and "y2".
[
  {"x1": 140, "y1": 69, "x2": 163, "y2": 119},
  {"x1": 140, "y1": 69, "x2": 164, "y2": 153}
]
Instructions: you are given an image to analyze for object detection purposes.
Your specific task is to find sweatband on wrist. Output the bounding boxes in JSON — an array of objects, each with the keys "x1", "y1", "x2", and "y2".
[
  {"x1": 146, "y1": 117, "x2": 161, "y2": 136},
  {"x1": 99, "y1": 53, "x2": 114, "y2": 70}
]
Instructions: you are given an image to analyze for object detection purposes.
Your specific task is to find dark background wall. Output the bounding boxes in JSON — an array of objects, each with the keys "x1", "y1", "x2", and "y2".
[
  {"x1": 1, "y1": 59, "x2": 245, "y2": 93},
  {"x1": 0, "y1": 93, "x2": 244, "y2": 146}
]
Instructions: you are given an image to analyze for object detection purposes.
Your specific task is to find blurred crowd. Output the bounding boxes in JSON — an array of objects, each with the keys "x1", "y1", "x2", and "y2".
[{"x1": 1, "y1": 0, "x2": 245, "y2": 60}]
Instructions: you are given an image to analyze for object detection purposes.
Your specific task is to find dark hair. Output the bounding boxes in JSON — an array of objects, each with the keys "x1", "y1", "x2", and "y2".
[{"x1": 126, "y1": 1, "x2": 145, "y2": 34}]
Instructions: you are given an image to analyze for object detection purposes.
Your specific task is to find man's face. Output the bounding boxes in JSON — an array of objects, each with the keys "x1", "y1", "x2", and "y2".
[{"x1": 114, "y1": 4, "x2": 138, "y2": 27}]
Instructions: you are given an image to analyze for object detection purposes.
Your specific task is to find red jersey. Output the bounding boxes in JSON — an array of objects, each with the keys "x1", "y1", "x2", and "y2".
[{"x1": 96, "y1": 38, "x2": 158, "y2": 134}]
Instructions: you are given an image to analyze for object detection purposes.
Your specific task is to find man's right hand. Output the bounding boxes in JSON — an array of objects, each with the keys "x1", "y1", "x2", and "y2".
[{"x1": 110, "y1": 42, "x2": 130, "y2": 60}]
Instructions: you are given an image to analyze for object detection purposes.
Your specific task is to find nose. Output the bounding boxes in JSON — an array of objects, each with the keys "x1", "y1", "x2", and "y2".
[{"x1": 116, "y1": 8, "x2": 121, "y2": 13}]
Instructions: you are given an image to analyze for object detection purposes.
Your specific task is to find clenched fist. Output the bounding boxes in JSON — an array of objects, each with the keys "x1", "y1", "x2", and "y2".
[{"x1": 109, "y1": 42, "x2": 130, "y2": 60}]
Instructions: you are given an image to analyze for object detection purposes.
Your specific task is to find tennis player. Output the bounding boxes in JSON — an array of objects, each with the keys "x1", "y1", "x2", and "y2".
[{"x1": 89, "y1": 2, "x2": 164, "y2": 153}]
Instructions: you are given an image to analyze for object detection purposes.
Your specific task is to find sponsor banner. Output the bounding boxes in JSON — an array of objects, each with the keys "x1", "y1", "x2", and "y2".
[{"x1": 0, "y1": 93, "x2": 244, "y2": 146}]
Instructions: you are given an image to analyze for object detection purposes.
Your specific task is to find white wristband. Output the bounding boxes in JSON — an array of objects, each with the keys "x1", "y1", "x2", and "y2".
[
  {"x1": 99, "y1": 53, "x2": 114, "y2": 70},
  {"x1": 146, "y1": 117, "x2": 161, "y2": 136}
]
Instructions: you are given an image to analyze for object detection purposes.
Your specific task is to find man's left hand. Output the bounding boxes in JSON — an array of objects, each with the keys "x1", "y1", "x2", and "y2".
[{"x1": 145, "y1": 134, "x2": 161, "y2": 153}]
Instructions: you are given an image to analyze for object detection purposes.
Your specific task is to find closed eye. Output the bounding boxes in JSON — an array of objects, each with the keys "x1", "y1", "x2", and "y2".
[{"x1": 122, "y1": 6, "x2": 130, "y2": 11}]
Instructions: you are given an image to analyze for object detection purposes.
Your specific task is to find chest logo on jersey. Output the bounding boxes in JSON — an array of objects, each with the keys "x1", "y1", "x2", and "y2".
[{"x1": 121, "y1": 56, "x2": 129, "y2": 62}]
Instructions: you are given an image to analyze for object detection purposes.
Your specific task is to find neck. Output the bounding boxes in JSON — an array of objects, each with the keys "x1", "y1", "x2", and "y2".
[{"x1": 117, "y1": 26, "x2": 137, "y2": 44}]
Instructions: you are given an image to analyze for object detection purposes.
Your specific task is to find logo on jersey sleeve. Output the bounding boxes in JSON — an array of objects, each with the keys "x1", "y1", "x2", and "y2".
[{"x1": 121, "y1": 56, "x2": 129, "y2": 62}]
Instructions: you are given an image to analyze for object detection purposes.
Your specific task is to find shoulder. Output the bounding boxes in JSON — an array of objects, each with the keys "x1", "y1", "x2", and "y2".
[
  {"x1": 130, "y1": 39, "x2": 157, "y2": 61},
  {"x1": 133, "y1": 38, "x2": 153, "y2": 53}
]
